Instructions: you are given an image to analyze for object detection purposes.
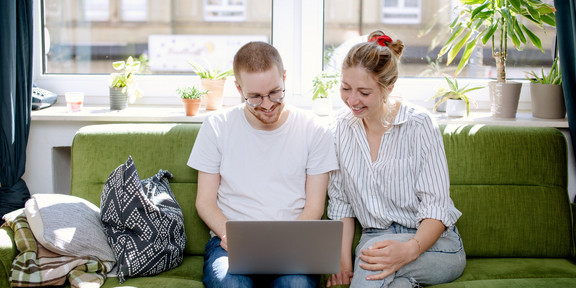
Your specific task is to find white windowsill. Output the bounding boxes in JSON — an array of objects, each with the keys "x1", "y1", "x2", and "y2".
[{"x1": 31, "y1": 104, "x2": 569, "y2": 128}]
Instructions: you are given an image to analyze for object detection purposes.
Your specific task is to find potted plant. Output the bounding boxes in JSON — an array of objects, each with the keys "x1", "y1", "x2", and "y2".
[
  {"x1": 177, "y1": 85, "x2": 207, "y2": 116},
  {"x1": 438, "y1": 0, "x2": 556, "y2": 118},
  {"x1": 526, "y1": 57, "x2": 564, "y2": 118},
  {"x1": 312, "y1": 71, "x2": 339, "y2": 116},
  {"x1": 433, "y1": 76, "x2": 482, "y2": 117},
  {"x1": 109, "y1": 56, "x2": 142, "y2": 110},
  {"x1": 189, "y1": 61, "x2": 234, "y2": 111}
]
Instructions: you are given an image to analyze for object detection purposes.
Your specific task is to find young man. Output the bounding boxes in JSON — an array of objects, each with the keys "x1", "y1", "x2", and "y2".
[{"x1": 187, "y1": 41, "x2": 339, "y2": 288}]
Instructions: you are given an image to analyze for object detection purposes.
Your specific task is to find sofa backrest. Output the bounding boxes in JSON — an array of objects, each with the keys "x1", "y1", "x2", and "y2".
[
  {"x1": 72, "y1": 123, "x2": 574, "y2": 259},
  {"x1": 440, "y1": 124, "x2": 573, "y2": 258},
  {"x1": 71, "y1": 123, "x2": 210, "y2": 256}
]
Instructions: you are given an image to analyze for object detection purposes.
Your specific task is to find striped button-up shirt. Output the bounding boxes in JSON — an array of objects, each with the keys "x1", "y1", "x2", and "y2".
[{"x1": 327, "y1": 103, "x2": 461, "y2": 229}]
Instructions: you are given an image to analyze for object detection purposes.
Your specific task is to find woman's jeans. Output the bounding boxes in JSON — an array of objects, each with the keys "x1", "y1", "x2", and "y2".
[
  {"x1": 202, "y1": 236, "x2": 320, "y2": 288},
  {"x1": 350, "y1": 223, "x2": 466, "y2": 288}
]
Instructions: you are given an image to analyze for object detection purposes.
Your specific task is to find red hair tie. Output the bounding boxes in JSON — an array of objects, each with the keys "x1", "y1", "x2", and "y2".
[{"x1": 369, "y1": 35, "x2": 393, "y2": 47}]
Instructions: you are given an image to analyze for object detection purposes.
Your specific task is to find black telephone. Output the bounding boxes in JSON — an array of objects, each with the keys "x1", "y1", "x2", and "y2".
[{"x1": 32, "y1": 83, "x2": 57, "y2": 110}]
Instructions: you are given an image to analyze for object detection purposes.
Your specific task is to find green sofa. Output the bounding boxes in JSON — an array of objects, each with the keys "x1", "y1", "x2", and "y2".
[{"x1": 1, "y1": 123, "x2": 576, "y2": 287}]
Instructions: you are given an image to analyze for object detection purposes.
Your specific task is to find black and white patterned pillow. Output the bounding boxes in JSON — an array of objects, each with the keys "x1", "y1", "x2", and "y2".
[{"x1": 100, "y1": 156, "x2": 186, "y2": 283}]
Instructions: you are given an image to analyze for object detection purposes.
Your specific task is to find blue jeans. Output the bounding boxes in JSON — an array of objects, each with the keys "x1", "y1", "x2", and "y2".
[
  {"x1": 202, "y1": 236, "x2": 320, "y2": 288},
  {"x1": 351, "y1": 223, "x2": 466, "y2": 288}
]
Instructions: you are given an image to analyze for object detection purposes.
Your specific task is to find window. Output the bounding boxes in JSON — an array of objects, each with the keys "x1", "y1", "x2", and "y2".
[
  {"x1": 382, "y1": 0, "x2": 422, "y2": 24},
  {"x1": 83, "y1": 0, "x2": 110, "y2": 22},
  {"x1": 324, "y1": 0, "x2": 557, "y2": 79},
  {"x1": 34, "y1": 0, "x2": 557, "y2": 110},
  {"x1": 122, "y1": 0, "x2": 148, "y2": 22},
  {"x1": 35, "y1": 0, "x2": 321, "y2": 107},
  {"x1": 42, "y1": 0, "x2": 271, "y2": 75},
  {"x1": 204, "y1": 0, "x2": 246, "y2": 22}
]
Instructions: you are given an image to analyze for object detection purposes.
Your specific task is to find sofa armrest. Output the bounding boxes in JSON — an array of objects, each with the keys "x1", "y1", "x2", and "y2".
[
  {"x1": 0, "y1": 226, "x2": 17, "y2": 288},
  {"x1": 572, "y1": 203, "x2": 576, "y2": 258}
]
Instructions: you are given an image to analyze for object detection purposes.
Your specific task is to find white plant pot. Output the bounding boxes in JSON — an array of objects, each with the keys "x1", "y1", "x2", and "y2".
[
  {"x1": 446, "y1": 99, "x2": 467, "y2": 117},
  {"x1": 313, "y1": 98, "x2": 332, "y2": 116}
]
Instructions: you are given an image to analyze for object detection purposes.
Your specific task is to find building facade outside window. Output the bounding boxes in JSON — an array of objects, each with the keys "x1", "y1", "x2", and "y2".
[
  {"x1": 381, "y1": 0, "x2": 422, "y2": 24},
  {"x1": 204, "y1": 0, "x2": 246, "y2": 22}
]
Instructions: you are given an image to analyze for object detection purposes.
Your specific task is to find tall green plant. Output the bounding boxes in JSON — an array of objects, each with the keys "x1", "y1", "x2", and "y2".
[{"x1": 439, "y1": 0, "x2": 556, "y2": 82}]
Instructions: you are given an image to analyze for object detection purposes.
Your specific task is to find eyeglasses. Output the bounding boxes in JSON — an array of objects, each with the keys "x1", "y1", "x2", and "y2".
[{"x1": 244, "y1": 89, "x2": 285, "y2": 107}]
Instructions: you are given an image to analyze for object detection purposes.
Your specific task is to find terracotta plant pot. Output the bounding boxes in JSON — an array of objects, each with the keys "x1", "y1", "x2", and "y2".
[
  {"x1": 489, "y1": 81, "x2": 522, "y2": 118},
  {"x1": 182, "y1": 98, "x2": 202, "y2": 116},
  {"x1": 109, "y1": 87, "x2": 128, "y2": 111},
  {"x1": 530, "y1": 83, "x2": 565, "y2": 119},
  {"x1": 201, "y1": 79, "x2": 226, "y2": 110}
]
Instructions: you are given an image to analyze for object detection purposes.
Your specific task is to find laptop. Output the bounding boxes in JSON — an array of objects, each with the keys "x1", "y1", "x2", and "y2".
[{"x1": 226, "y1": 220, "x2": 343, "y2": 275}]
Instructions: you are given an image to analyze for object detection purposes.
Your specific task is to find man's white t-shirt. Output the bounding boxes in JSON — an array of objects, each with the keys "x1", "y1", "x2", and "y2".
[{"x1": 187, "y1": 104, "x2": 338, "y2": 221}]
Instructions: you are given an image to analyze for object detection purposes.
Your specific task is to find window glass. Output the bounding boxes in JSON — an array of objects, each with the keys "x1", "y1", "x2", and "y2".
[
  {"x1": 83, "y1": 0, "x2": 110, "y2": 22},
  {"x1": 204, "y1": 0, "x2": 247, "y2": 21},
  {"x1": 42, "y1": 0, "x2": 271, "y2": 75},
  {"x1": 324, "y1": 0, "x2": 557, "y2": 79},
  {"x1": 121, "y1": 0, "x2": 148, "y2": 22}
]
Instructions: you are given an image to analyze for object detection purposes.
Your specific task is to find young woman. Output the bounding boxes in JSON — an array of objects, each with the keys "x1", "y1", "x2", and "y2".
[{"x1": 327, "y1": 30, "x2": 466, "y2": 288}]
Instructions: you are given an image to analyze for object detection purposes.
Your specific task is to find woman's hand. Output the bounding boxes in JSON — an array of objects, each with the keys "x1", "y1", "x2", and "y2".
[
  {"x1": 326, "y1": 267, "x2": 354, "y2": 287},
  {"x1": 327, "y1": 217, "x2": 356, "y2": 286},
  {"x1": 358, "y1": 239, "x2": 419, "y2": 280}
]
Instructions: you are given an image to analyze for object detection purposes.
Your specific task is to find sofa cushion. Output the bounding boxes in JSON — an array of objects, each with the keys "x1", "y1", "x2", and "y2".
[
  {"x1": 100, "y1": 156, "x2": 186, "y2": 283},
  {"x1": 24, "y1": 193, "x2": 115, "y2": 263},
  {"x1": 432, "y1": 278, "x2": 576, "y2": 288},
  {"x1": 100, "y1": 255, "x2": 205, "y2": 288},
  {"x1": 431, "y1": 258, "x2": 576, "y2": 287},
  {"x1": 440, "y1": 125, "x2": 572, "y2": 258}
]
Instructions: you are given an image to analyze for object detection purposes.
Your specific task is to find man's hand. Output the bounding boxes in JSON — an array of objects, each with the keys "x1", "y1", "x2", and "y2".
[
  {"x1": 358, "y1": 239, "x2": 419, "y2": 280},
  {"x1": 220, "y1": 234, "x2": 228, "y2": 251}
]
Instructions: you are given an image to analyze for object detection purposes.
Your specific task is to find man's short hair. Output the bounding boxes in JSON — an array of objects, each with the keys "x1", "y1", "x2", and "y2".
[{"x1": 233, "y1": 42, "x2": 284, "y2": 84}]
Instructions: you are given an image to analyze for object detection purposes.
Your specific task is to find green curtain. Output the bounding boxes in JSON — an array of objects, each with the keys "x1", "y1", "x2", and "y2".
[{"x1": 0, "y1": 0, "x2": 34, "y2": 224}]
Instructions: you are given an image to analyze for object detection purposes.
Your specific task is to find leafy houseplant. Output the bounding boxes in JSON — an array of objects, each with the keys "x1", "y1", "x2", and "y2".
[
  {"x1": 433, "y1": 76, "x2": 482, "y2": 117},
  {"x1": 109, "y1": 56, "x2": 142, "y2": 110},
  {"x1": 177, "y1": 86, "x2": 207, "y2": 116},
  {"x1": 312, "y1": 72, "x2": 339, "y2": 116},
  {"x1": 526, "y1": 56, "x2": 561, "y2": 85},
  {"x1": 177, "y1": 86, "x2": 207, "y2": 99},
  {"x1": 438, "y1": 0, "x2": 556, "y2": 118},
  {"x1": 189, "y1": 61, "x2": 234, "y2": 80},
  {"x1": 526, "y1": 57, "x2": 565, "y2": 118},
  {"x1": 439, "y1": 0, "x2": 556, "y2": 81},
  {"x1": 312, "y1": 72, "x2": 340, "y2": 100},
  {"x1": 189, "y1": 61, "x2": 234, "y2": 110}
]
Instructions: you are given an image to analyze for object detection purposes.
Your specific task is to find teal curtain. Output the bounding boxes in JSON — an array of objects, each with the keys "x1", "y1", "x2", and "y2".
[
  {"x1": 0, "y1": 0, "x2": 34, "y2": 224},
  {"x1": 555, "y1": 0, "x2": 576, "y2": 201},
  {"x1": 555, "y1": 1, "x2": 576, "y2": 154}
]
